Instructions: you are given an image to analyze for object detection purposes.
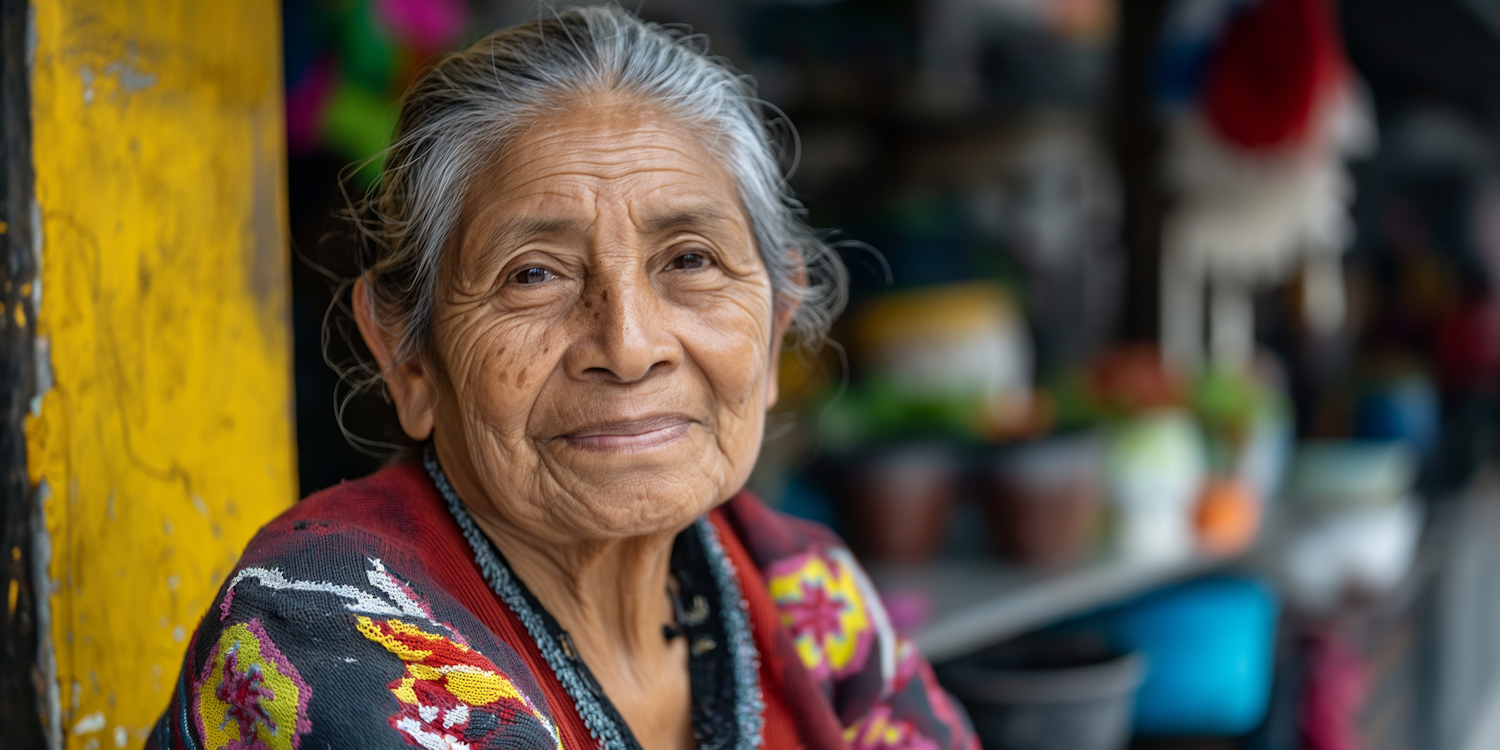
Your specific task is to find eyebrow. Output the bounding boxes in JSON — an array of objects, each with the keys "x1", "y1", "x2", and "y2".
[
  {"x1": 639, "y1": 206, "x2": 737, "y2": 235},
  {"x1": 483, "y1": 206, "x2": 738, "y2": 251},
  {"x1": 484, "y1": 216, "x2": 591, "y2": 250}
]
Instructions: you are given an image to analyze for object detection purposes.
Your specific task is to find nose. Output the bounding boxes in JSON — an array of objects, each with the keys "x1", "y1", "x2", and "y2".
[{"x1": 564, "y1": 265, "x2": 682, "y2": 384}]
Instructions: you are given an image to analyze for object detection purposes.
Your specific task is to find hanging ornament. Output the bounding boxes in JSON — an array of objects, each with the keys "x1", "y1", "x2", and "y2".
[{"x1": 1155, "y1": 0, "x2": 1374, "y2": 369}]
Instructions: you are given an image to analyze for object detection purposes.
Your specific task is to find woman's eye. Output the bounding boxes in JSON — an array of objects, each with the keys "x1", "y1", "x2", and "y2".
[
  {"x1": 669, "y1": 253, "x2": 708, "y2": 271},
  {"x1": 513, "y1": 267, "x2": 554, "y2": 285}
]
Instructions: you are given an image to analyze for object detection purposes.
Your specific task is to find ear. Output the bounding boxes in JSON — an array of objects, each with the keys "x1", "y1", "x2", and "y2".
[
  {"x1": 353, "y1": 275, "x2": 438, "y2": 441},
  {"x1": 765, "y1": 258, "x2": 807, "y2": 410}
]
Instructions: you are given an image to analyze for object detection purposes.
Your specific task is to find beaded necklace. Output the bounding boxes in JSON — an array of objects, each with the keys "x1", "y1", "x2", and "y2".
[{"x1": 424, "y1": 449, "x2": 765, "y2": 750}]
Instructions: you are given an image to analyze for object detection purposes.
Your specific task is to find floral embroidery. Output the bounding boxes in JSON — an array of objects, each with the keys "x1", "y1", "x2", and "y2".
[
  {"x1": 844, "y1": 706, "x2": 942, "y2": 750},
  {"x1": 211, "y1": 556, "x2": 561, "y2": 750},
  {"x1": 358, "y1": 617, "x2": 563, "y2": 750},
  {"x1": 216, "y1": 649, "x2": 275, "y2": 735},
  {"x1": 766, "y1": 548, "x2": 876, "y2": 679},
  {"x1": 193, "y1": 620, "x2": 311, "y2": 750}
]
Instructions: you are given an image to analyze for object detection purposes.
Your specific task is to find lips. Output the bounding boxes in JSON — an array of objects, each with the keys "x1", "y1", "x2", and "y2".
[{"x1": 561, "y1": 414, "x2": 695, "y2": 453}]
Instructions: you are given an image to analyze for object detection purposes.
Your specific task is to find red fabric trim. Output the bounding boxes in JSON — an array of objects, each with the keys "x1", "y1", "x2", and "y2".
[{"x1": 708, "y1": 507, "x2": 804, "y2": 750}]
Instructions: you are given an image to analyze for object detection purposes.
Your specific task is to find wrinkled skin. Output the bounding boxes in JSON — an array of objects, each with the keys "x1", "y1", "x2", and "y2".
[{"x1": 355, "y1": 95, "x2": 796, "y2": 750}]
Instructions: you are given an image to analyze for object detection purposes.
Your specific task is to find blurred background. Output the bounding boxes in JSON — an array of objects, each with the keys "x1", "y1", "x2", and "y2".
[{"x1": 273, "y1": 1, "x2": 1500, "y2": 749}]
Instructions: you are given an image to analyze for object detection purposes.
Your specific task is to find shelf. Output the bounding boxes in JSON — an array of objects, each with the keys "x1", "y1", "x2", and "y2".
[{"x1": 868, "y1": 547, "x2": 1245, "y2": 663}]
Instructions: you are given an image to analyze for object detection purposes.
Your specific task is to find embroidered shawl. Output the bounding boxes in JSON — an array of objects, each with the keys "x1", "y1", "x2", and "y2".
[{"x1": 145, "y1": 462, "x2": 978, "y2": 750}]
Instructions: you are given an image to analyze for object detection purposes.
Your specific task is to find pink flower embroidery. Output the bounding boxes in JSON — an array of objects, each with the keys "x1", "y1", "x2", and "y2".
[
  {"x1": 766, "y1": 548, "x2": 876, "y2": 679},
  {"x1": 193, "y1": 620, "x2": 311, "y2": 750},
  {"x1": 215, "y1": 645, "x2": 277, "y2": 740},
  {"x1": 783, "y1": 582, "x2": 848, "y2": 642}
]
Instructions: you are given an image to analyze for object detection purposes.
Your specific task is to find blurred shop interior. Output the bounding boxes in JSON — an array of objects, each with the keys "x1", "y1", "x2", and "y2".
[{"x1": 282, "y1": 1, "x2": 1500, "y2": 749}]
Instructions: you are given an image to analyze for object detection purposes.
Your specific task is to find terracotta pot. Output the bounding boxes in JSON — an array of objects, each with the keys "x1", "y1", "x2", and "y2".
[
  {"x1": 831, "y1": 445, "x2": 958, "y2": 563},
  {"x1": 979, "y1": 436, "x2": 1103, "y2": 566}
]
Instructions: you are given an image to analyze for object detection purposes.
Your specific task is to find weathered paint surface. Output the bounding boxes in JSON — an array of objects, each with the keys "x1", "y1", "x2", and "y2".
[{"x1": 24, "y1": 1, "x2": 297, "y2": 747}]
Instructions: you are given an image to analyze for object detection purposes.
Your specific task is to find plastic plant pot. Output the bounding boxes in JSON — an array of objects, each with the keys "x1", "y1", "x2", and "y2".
[{"x1": 940, "y1": 638, "x2": 1144, "y2": 750}]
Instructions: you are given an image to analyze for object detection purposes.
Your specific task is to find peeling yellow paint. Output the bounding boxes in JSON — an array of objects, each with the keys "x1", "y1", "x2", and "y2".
[{"x1": 25, "y1": 1, "x2": 297, "y2": 746}]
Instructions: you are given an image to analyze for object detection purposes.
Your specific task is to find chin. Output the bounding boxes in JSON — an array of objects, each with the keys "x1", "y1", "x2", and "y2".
[
  {"x1": 536, "y1": 431, "x2": 754, "y2": 537},
  {"x1": 573, "y1": 486, "x2": 717, "y2": 539},
  {"x1": 559, "y1": 461, "x2": 735, "y2": 539}
]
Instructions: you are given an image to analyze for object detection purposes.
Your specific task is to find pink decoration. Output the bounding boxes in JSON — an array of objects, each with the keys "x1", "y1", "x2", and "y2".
[
  {"x1": 880, "y1": 589, "x2": 934, "y2": 636},
  {"x1": 376, "y1": 0, "x2": 469, "y2": 51},
  {"x1": 1300, "y1": 629, "x2": 1368, "y2": 750},
  {"x1": 285, "y1": 57, "x2": 335, "y2": 156}
]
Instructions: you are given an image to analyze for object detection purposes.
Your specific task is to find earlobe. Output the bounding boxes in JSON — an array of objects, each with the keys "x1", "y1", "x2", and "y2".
[
  {"x1": 765, "y1": 299, "x2": 801, "y2": 410},
  {"x1": 765, "y1": 334, "x2": 783, "y2": 410},
  {"x1": 352, "y1": 275, "x2": 438, "y2": 440}
]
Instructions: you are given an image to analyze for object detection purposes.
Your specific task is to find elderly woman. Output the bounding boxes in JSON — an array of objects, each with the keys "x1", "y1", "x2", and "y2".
[{"x1": 149, "y1": 7, "x2": 975, "y2": 750}]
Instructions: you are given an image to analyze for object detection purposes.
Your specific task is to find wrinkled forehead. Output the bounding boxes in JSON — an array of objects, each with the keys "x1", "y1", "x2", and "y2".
[{"x1": 456, "y1": 96, "x2": 753, "y2": 242}]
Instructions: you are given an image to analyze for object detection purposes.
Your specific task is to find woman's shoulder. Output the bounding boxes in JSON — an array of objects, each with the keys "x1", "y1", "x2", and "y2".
[
  {"x1": 716, "y1": 491, "x2": 980, "y2": 750},
  {"x1": 232, "y1": 461, "x2": 478, "y2": 582},
  {"x1": 717, "y1": 491, "x2": 894, "y2": 696},
  {"x1": 147, "y1": 462, "x2": 569, "y2": 750},
  {"x1": 254, "y1": 460, "x2": 439, "y2": 544},
  {"x1": 716, "y1": 489, "x2": 844, "y2": 566},
  {"x1": 213, "y1": 462, "x2": 458, "y2": 609}
]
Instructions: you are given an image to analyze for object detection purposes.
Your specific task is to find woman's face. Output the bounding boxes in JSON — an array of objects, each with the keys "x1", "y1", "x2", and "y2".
[{"x1": 371, "y1": 97, "x2": 790, "y2": 544}]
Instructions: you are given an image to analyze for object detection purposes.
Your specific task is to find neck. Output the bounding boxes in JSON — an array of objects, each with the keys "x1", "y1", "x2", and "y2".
[
  {"x1": 428, "y1": 439, "x2": 697, "y2": 750},
  {"x1": 487, "y1": 520, "x2": 680, "y2": 659},
  {"x1": 431, "y1": 444, "x2": 684, "y2": 672}
]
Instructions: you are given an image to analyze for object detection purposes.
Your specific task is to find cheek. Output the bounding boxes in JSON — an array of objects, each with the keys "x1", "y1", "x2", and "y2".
[
  {"x1": 689, "y1": 293, "x2": 774, "y2": 435},
  {"x1": 439, "y1": 312, "x2": 559, "y2": 435}
]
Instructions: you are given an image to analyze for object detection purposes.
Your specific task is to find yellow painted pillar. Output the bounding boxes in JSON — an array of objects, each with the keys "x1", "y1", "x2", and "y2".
[{"x1": 23, "y1": 1, "x2": 297, "y2": 747}]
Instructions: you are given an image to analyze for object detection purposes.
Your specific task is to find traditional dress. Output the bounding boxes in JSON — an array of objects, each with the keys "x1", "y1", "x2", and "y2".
[{"x1": 147, "y1": 453, "x2": 978, "y2": 750}]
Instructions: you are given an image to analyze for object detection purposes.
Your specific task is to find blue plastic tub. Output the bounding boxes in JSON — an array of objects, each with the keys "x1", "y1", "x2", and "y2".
[{"x1": 1107, "y1": 576, "x2": 1279, "y2": 736}]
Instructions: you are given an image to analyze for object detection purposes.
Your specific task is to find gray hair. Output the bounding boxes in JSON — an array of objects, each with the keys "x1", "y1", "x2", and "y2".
[{"x1": 344, "y1": 4, "x2": 847, "y2": 371}]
